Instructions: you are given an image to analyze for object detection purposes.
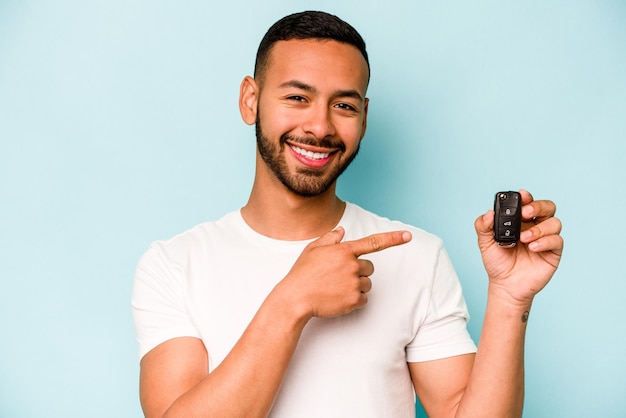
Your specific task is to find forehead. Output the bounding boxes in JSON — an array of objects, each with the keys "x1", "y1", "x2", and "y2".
[{"x1": 263, "y1": 39, "x2": 369, "y2": 95}]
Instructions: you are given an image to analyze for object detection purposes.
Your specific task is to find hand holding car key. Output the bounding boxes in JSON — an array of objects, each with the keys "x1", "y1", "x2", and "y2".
[{"x1": 475, "y1": 189, "x2": 563, "y2": 311}]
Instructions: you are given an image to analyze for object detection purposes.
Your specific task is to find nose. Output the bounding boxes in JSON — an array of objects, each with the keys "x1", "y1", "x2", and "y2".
[{"x1": 301, "y1": 104, "x2": 336, "y2": 139}]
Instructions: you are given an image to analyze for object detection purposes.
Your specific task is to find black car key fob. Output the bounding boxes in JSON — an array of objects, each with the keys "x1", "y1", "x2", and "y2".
[{"x1": 494, "y1": 191, "x2": 522, "y2": 247}]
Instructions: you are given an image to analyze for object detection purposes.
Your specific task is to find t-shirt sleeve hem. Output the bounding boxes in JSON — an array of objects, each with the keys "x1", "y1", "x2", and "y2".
[
  {"x1": 406, "y1": 340, "x2": 477, "y2": 363},
  {"x1": 137, "y1": 330, "x2": 202, "y2": 360}
]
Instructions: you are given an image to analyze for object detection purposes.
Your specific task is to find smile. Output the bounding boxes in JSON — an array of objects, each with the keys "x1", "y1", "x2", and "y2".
[{"x1": 290, "y1": 145, "x2": 331, "y2": 161}]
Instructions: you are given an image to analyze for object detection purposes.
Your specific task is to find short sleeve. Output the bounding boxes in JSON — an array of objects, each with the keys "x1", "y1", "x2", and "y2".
[
  {"x1": 406, "y1": 245, "x2": 477, "y2": 362},
  {"x1": 131, "y1": 242, "x2": 200, "y2": 360}
]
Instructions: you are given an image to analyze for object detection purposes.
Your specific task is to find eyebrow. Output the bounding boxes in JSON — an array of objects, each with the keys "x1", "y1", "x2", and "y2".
[{"x1": 278, "y1": 79, "x2": 364, "y2": 102}]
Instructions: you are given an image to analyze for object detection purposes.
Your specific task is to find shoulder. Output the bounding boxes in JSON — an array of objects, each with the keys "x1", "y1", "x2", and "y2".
[{"x1": 138, "y1": 210, "x2": 241, "y2": 267}]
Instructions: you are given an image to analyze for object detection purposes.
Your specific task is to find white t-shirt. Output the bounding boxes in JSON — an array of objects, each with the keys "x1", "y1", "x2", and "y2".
[{"x1": 132, "y1": 203, "x2": 477, "y2": 417}]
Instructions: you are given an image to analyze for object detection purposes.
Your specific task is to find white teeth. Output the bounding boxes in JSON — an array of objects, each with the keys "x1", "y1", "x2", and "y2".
[{"x1": 291, "y1": 145, "x2": 330, "y2": 160}]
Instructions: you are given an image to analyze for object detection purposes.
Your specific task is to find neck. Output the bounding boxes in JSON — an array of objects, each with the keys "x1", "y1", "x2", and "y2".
[{"x1": 241, "y1": 180, "x2": 346, "y2": 241}]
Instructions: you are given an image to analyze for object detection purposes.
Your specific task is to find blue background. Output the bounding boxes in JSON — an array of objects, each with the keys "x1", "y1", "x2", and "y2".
[{"x1": 1, "y1": 1, "x2": 625, "y2": 417}]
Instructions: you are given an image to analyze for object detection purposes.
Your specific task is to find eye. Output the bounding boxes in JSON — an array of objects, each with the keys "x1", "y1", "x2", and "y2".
[
  {"x1": 335, "y1": 102, "x2": 357, "y2": 112},
  {"x1": 287, "y1": 95, "x2": 307, "y2": 102}
]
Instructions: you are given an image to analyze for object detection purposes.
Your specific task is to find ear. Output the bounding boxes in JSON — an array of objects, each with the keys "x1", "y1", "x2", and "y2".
[
  {"x1": 239, "y1": 76, "x2": 259, "y2": 125},
  {"x1": 359, "y1": 97, "x2": 369, "y2": 140}
]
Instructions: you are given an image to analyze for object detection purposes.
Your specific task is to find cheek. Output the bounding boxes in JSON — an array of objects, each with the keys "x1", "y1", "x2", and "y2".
[
  {"x1": 335, "y1": 118, "x2": 365, "y2": 148},
  {"x1": 259, "y1": 107, "x2": 299, "y2": 137}
]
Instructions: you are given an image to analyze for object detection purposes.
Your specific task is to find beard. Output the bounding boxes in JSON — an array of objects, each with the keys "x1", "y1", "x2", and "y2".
[{"x1": 255, "y1": 114, "x2": 360, "y2": 198}]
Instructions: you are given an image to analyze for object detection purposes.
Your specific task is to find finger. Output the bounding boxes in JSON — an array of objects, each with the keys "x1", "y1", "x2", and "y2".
[
  {"x1": 520, "y1": 216, "x2": 563, "y2": 244},
  {"x1": 521, "y1": 199, "x2": 557, "y2": 222},
  {"x1": 358, "y1": 259, "x2": 374, "y2": 277},
  {"x1": 519, "y1": 189, "x2": 534, "y2": 205},
  {"x1": 308, "y1": 227, "x2": 346, "y2": 248},
  {"x1": 526, "y1": 233, "x2": 564, "y2": 255},
  {"x1": 356, "y1": 293, "x2": 368, "y2": 309},
  {"x1": 345, "y1": 230, "x2": 412, "y2": 257},
  {"x1": 359, "y1": 276, "x2": 372, "y2": 293}
]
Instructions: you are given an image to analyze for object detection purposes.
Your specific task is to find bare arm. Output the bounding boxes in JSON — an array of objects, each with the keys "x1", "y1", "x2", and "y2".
[
  {"x1": 139, "y1": 227, "x2": 412, "y2": 418},
  {"x1": 410, "y1": 300, "x2": 527, "y2": 418},
  {"x1": 409, "y1": 354, "x2": 475, "y2": 418},
  {"x1": 410, "y1": 190, "x2": 563, "y2": 417},
  {"x1": 453, "y1": 290, "x2": 529, "y2": 417}
]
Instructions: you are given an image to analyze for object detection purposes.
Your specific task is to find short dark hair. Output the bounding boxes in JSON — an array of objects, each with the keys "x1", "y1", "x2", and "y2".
[{"x1": 254, "y1": 11, "x2": 370, "y2": 83}]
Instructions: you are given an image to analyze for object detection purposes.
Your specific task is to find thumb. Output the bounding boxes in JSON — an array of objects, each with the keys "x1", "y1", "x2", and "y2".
[
  {"x1": 475, "y1": 210, "x2": 495, "y2": 244},
  {"x1": 309, "y1": 226, "x2": 346, "y2": 248}
]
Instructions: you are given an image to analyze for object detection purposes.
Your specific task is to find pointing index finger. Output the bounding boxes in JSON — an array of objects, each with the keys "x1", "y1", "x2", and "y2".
[{"x1": 345, "y1": 230, "x2": 412, "y2": 257}]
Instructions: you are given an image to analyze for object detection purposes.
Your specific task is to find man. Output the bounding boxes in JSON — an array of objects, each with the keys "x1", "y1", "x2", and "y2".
[{"x1": 132, "y1": 11, "x2": 563, "y2": 418}]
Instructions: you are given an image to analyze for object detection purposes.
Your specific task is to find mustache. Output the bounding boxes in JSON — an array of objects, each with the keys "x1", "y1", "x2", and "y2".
[{"x1": 280, "y1": 133, "x2": 346, "y2": 152}]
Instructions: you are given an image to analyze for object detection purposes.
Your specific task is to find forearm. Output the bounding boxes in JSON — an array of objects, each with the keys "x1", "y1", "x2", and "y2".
[
  {"x1": 455, "y1": 288, "x2": 530, "y2": 418},
  {"x1": 163, "y1": 288, "x2": 310, "y2": 418}
]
